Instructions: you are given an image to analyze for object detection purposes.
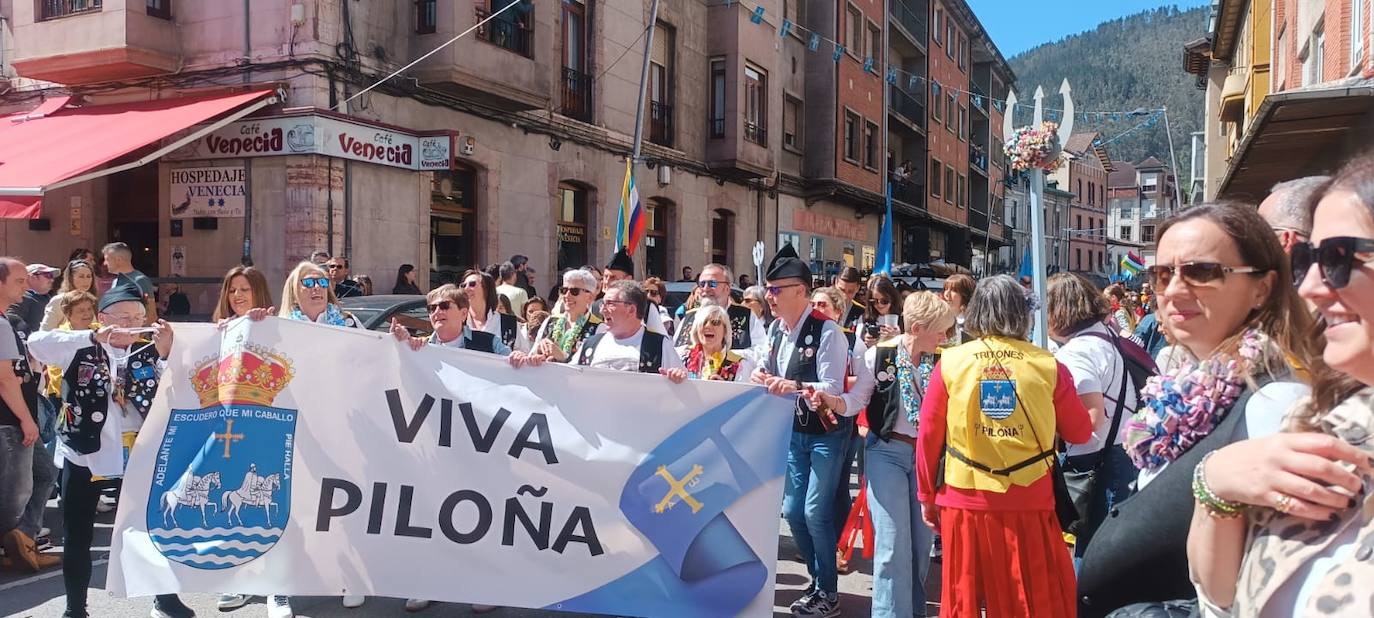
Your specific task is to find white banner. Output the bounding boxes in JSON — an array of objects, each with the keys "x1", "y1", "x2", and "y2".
[
  {"x1": 169, "y1": 166, "x2": 246, "y2": 219},
  {"x1": 108, "y1": 319, "x2": 793, "y2": 617},
  {"x1": 165, "y1": 113, "x2": 454, "y2": 171}
]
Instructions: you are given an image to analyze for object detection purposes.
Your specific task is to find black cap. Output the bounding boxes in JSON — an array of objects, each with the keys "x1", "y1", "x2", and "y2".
[
  {"x1": 765, "y1": 243, "x2": 811, "y2": 282},
  {"x1": 606, "y1": 248, "x2": 634, "y2": 275},
  {"x1": 99, "y1": 282, "x2": 144, "y2": 312}
]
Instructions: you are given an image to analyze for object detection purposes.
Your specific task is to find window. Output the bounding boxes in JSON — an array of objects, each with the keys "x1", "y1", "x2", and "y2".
[
  {"x1": 1303, "y1": 25, "x2": 1325, "y2": 86},
  {"x1": 1354, "y1": 0, "x2": 1365, "y2": 67},
  {"x1": 40, "y1": 0, "x2": 102, "y2": 20},
  {"x1": 1100, "y1": 185, "x2": 1105, "y2": 207},
  {"x1": 646, "y1": 200, "x2": 671, "y2": 280},
  {"x1": 744, "y1": 64, "x2": 767, "y2": 145},
  {"x1": 783, "y1": 0, "x2": 804, "y2": 28},
  {"x1": 481, "y1": 0, "x2": 534, "y2": 54},
  {"x1": 783, "y1": 95, "x2": 803, "y2": 152},
  {"x1": 1142, "y1": 224, "x2": 1156, "y2": 243},
  {"x1": 848, "y1": 5, "x2": 864, "y2": 54},
  {"x1": 863, "y1": 120, "x2": 879, "y2": 169},
  {"x1": 931, "y1": 158, "x2": 943, "y2": 198},
  {"x1": 957, "y1": 175, "x2": 966, "y2": 208},
  {"x1": 931, "y1": 83, "x2": 943, "y2": 123},
  {"x1": 779, "y1": 231, "x2": 801, "y2": 251},
  {"x1": 415, "y1": 0, "x2": 437, "y2": 33},
  {"x1": 958, "y1": 34, "x2": 968, "y2": 71},
  {"x1": 561, "y1": 0, "x2": 592, "y2": 120},
  {"x1": 1098, "y1": 251, "x2": 1105, "y2": 272},
  {"x1": 1077, "y1": 214, "x2": 1083, "y2": 230},
  {"x1": 1277, "y1": 28, "x2": 1288, "y2": 88},
  {"x1": 947, "y1": 92, "x2": 957, "y2": 133},
  {"x1": 146, "y1": 0, "x2": 170, "y2": 19},
  {"x1": 1088, "y1": 181, "x2": 1095, "y2": 205},
  {"x1": 1076, "y1": 248, "x2": 1082, "y2": 270},
  {"x1": 843, "y1": 111, "x2": 861, "y2": 162},
  {"x1": 945, "y1": 165, "x2": 955, "y2": 203},
  {"x1": 947, "y1": 23, "x2": 955, "y2": 59},
  {"x1": 649, "y1": 22, "x2": 675, "y2": 148},
  {"x1": 868, "y1": 22, "x2": 881, "y2": 65},
  {"x1": 958, "y1": 106, "x2": 967, "y2": 141},
  {"x1": 809, "y1": 235, "x2": 824, "y2": 276},
  {"x1": 556, "y1": 183, "x2": 590, "y2": 272},
  {"x1": 431, "y1": 167, "x2": 479, "y2": 286},
  {"x1": 933, "y1": 8, "x2": 943, "y2": 45},
  {"x1": 712, "y1": 210, "x2": 734, "y2": 267},
  {"x1": 709, "y1": 58, "x2": 726, "y2": 138},
  {"x1": 1077, "y1": 179, "x2": 1083, "y2": 202}
]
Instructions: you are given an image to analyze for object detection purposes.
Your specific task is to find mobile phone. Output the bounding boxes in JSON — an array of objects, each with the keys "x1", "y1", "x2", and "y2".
[{"x1": 864, "y1": 325, "x2": 880, "y2": 339}]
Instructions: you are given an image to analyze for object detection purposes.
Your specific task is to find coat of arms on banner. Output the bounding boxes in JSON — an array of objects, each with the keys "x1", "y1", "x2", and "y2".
[{"x1": 146, "y1": 340, "x2": 297, "y2": 570}]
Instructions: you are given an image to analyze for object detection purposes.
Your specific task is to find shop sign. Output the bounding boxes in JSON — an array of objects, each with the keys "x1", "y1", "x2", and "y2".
[
  {"x1": 791, "y1": 211, "x2": 867, "y2": 241},
  {"x1": 167, "y1": 113, "x2": 454, "y2": 172},
  {"x1": 558, "y1": 223, "x2": 584, "y2": 244},
  {"x1": 169, "y1": 166, "x2": 246, "y2": 219}
]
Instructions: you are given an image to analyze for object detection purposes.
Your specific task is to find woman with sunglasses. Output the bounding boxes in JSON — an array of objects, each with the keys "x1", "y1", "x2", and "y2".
[
  {"x1": 675, "y1": 304, "x2": 752, "y2": 381},
  {"x1": 1185, "y1": 159, "x2": 1374, "y2": 617},
  {"x1": 277, "y1": 262, "x2": 362, "y2": 329},
  {"x1": 642, "y1": 277, "x2": 675, "y2": 336},
  {"x1": 862, "y1": 276, "x2": 904, "y2": 349},
  {"x1": 41, "y1": 260, "x2": 96, "y2": 331},
  {"x1": 461, "y1": 270, "x2": 528, "y2": 354},
  {"x1": 1076, "y1": 203, "x2": 1317, "y2": 616},
  {"x1": 742, "y1": 285, "x2": 774, "y2": 327},
  {"x1": 513, "y1": 269, "x2": 602, "y2": 365}
]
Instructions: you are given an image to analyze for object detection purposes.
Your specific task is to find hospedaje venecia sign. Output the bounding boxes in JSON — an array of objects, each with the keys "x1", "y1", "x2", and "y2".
[
  {"x1": 163, "y1": 109, "x2": 457, "y2": 172},
  {"x1": 169, "y1": 166, "x2": 246, "y2": 219}
]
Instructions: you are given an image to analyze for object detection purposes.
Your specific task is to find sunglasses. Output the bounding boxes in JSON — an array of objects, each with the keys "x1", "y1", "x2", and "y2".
[
  {"x1": 326, "y1": 263, "x2": 345, "y2": 270},
  {"x1": 697, "y1": 280, "x2": 726, "y2": 289},
  {"x1": 765, "y1": 283, "x2": 804, "y2": 296},
  {"x1": 1291, "y1": 236, "x2": 1374, "y2": 289},
  {"x1": 560, "y1": 287, "x2": 589, "y2": 296},
  {"x1": 1146, "y1": 262, "x2": 1265, "y2": 289},
  {"x1": 811, "y1": 300, "x2": 833, "y2": 309},
  {"x1": 301, "y1": 277, "x2": 331, "y2": 289},
  {"x1": 461, "y1": 280, "x2": 481, "y2": 288},
  {"x1": 704, "y1": 318, "x2": 725, "y2": 326},
  {"x1": 428, "y1": 300, "x2": 459, "y2": 312}
]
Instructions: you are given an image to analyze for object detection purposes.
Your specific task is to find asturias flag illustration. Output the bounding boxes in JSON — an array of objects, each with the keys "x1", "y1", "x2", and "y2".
[{"x1": 615, "y1": 159, "x2": 645, "y2": 255}]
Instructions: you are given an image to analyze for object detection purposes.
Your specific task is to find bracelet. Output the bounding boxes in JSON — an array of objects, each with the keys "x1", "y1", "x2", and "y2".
[{"x1": 1193, "y1": 451, "x2": 1245, "y2": 519}]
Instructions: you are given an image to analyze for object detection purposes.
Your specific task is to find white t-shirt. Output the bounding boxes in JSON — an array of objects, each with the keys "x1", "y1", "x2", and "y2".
[
  {"x1": 1054, "y1": 322, "x2": 1140, "y2": 456},
  {"x1": 496, "y1": 283, "x2": 529, "y2": 317},
  {"x1": 585, "y1": 325, "x2": 685, "y2": 373}
]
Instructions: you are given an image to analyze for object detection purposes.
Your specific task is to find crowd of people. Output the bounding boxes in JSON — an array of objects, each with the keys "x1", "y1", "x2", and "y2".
[{"x1": 1, "y1": 152, "x2": 1374, "y2": 618}]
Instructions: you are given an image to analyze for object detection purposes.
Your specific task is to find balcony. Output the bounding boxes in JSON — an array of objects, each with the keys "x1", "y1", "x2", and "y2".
[
  {"x1": 892, "y1": 181, "x2": 927, "y2": 213},
  {"x1": 890, "y1": 0, "x2": 928, "y2": 45},
  {"x1": 969, "y1": 208, "x2": 989, "y2": 232},
  {"x1": 649, "y1": 101, "x2": 674, "y2": 148},
  {"x1": 410, "y1": 3, "x2": 548, "y2": 111},
  {"x1": 11, "y1": 1, "x2": 180, "y2": 85},
  {"x1": 971, "y1": 83, "x2": 989, "y2": 115},
  {"x1": 969, "y1": 145, "x2": 988, "y2": 173},
  {"x1": 475, "y1": 6, "x2": 533, "y2": 57},
  {"x1": 561, "y1": 67, "x2": 594, "y2": 122},
  {"x1": 889, "y1": 85, "x2": 926, "y2": 129},
  {"x1": 743, "y1": 121, "x2": 767, "y2": 145}
]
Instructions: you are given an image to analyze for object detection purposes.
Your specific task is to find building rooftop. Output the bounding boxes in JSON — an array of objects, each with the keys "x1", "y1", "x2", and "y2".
[{"x1": 1108, "y1": 160, "x2": 1138, "y2": 188}]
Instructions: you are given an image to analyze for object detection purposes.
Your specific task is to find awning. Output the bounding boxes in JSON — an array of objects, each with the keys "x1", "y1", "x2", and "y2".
[
  {"x1": 1219, "y1": 77, "x2": 1374, "y2": 199},
  {"x1": 0, "y1": 89, "x2": 279, "y2": 218}
]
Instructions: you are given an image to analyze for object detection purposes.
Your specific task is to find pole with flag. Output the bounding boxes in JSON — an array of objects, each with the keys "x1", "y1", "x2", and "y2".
[
  {"x1": 874, "y1": 182, "x2": 895, "y2": 276},
  {"x1": 614, "y1": 158, "x2": 645, "y2": 254}
]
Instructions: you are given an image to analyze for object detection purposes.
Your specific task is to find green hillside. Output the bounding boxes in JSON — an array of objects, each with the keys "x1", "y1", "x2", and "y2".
[{"x1": 1008, "y1": 5, "x2": 1206, "y2": 182}]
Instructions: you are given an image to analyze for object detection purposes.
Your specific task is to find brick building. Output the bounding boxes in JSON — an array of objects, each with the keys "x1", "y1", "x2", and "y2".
[{"x1": 1049, "y1": 132, "x2": 1112, "y2": 280}]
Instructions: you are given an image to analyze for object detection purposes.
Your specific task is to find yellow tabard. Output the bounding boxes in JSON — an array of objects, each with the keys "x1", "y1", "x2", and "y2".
[{"x1": 940, "y1": 336, "x2": 1060, "y2": 493}]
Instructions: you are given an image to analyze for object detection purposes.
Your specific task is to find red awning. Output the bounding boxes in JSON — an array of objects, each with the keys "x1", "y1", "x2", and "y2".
[{"x1": 0, "y1": 89, "x2": 279, "y2": 218}]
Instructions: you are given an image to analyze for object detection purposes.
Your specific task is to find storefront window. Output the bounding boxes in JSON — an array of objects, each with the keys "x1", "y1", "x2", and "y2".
[
  {"x1": 645, "y1": 199, "x2": 670, "y2": 280},
  {"x1": 557, "y1": 183, "x2": 589, "y2": 272},
  {"x1": 430, "y1": 167, "x2": 477, "y2": 287},
  {"x1": 711, "y1": 209, "x2": 733, "y2": 267}
]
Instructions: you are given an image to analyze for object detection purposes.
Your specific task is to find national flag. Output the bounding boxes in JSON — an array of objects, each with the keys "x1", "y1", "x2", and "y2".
[
  {"x1": 874, "y1": 183, "x2": 894, "y2": 275},
  {"x1": 615, "y1": 159, "x2": 646, "y2": 255}
]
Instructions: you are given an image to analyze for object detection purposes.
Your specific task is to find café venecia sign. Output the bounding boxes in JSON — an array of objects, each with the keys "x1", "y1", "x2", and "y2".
[{"x1": 165, "y1": 110, "x2": 455, "y2": 172}]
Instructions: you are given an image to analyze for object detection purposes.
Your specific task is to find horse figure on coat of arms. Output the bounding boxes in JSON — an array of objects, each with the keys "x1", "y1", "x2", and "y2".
[
  {"x1": 159, "y1": 470, "x2": 221, "y2": 527},
  {"x1": 222, "y1": 466, "x2": 281, "y2": 528}
]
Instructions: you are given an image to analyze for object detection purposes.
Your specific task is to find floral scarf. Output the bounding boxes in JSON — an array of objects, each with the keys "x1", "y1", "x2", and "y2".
[
  {"x1": 548, "y1": 312, "x2": 591, "y2": 356},
  {"x1": 683, "y1": 345, "x2": 743, "y2": 381},
  {"x1": 289, "y1": 303, "x2": 348, "y2": 327},
  {"x1": 1124, "y1": 328, "x2": 1264, "y2": 471}
]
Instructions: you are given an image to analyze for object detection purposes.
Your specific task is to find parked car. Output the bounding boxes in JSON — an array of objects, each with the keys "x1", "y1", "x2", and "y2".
[{"x1": 339, "y1": 294, "x2": 432, "y2": 336}]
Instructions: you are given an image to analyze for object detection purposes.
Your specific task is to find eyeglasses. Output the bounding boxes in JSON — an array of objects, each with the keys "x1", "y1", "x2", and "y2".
[
  {"x1": 697, "y1": 280, "x2": 727, "y2": 289},
  {"x1": 326, "y1": 263, "x2": 345, "y2": 270},
  {"x1": 428, "y1": 301, "x2": 457, "y2": 312},
  {"x1": 601, "y1": 299, "x2": 632, "y2": 308},
  {"x1": 102, "y1": 312, "x2": 143, "y2": 323},
  {"x1": 1146, "y1": 262, "x2": 1265, "y2": 289},
  {"x1": 765, "y1": 283, "x2": 804, "y2": 296},
  {"x1": 1291, "y1": 236, "x2": 1374, "y2": 289},
  {"x1": 301, "y1": 277, "x2": 331, "y2": 289},
  {"x1": 560, "y1": 287, "x2": 589, "y2": 296},
  {"x1": 742, "y1": 297, "x2": 761, "y2": 304},
  {"x1": 646, "y1": 289, "x2": 662, "y2": 297},
  {"x1": 461, "y1": 280, "x2": 482, "y2": 289},
  {"x1": 811, "y1": 300, "x2": 833, "y2": 310}
]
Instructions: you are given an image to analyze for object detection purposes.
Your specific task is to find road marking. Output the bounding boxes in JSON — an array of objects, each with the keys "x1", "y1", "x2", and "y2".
[{"x1": 0, "y1": 558, "x2": 107, "y2": 593}]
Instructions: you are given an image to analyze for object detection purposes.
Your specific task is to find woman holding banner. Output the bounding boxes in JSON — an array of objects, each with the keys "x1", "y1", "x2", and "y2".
[{"x1": 514, "y1": 269, "x2": 602, "y2": 366}]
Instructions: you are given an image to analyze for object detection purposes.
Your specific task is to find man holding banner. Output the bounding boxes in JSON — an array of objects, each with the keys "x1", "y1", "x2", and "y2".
[
  {"x1": 751, "y1": 244, "x2": 852, "y2": 618},
  {"x1": 576, "y1": 281, "x2": 685, "y2": 381}
]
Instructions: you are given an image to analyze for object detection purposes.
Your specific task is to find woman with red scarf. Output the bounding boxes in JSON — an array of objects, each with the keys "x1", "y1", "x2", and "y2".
[{"x1": 675, "y1": 304, "x2": 753, "y2": 381}]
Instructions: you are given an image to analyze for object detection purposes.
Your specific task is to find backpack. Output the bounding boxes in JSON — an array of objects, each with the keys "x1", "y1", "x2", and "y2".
[{"x1": 1078, "y1": 329, "x2": 1159, "y2": 394}]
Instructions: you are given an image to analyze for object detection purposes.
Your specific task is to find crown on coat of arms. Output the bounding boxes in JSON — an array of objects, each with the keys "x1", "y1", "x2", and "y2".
[{"x1": 190, "y1": 343, "x2": 295, "y2": 408}]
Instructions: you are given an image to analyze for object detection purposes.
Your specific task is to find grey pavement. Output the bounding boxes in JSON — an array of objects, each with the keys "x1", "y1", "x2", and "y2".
[{"x1": 0, "y1": 482, "x2": 944, "y2": 617}]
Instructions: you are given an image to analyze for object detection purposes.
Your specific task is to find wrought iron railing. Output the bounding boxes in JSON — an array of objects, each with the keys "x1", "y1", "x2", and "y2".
[
  {"x1": 969, "y1": 145, "x2": 988, "y2": 171},
  {"x1": 40, "y1": 0, "x2": 101, "y2": 20},
  {"x1": 561, "y1": 67, "x2": 593, "y2": 122},
  {"x1": 889, "y1": 85, "x2": 926, "y2": 127},
  {"x1": 650, "y1": 101, "x2": 674, "y2": 148},
  {"x1": 743, "y1": 121, "x2": 767, "y2": 145}
]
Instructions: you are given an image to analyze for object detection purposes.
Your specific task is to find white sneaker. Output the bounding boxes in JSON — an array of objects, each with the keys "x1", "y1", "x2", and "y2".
[
  {"x1": 267, "y1": 595, "x2": 293, "y2": 618},
  {"x1": 38, "y1": 527, "x2": 50, "y2": 538},
  {"x1": 403, "y1": 599, "x2": 431, "y2": 612},
  {"x1": 217, "y1": 593, "x2": 249, "y2": 610},
  {"x1": 96, "y1": 495, "x2": 116, "y2": 513},
  {"x1": 341, "y1": 595, "x2": 365, "y2": 609}
]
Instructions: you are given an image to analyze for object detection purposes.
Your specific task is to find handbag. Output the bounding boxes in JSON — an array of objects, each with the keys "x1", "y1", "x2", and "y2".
[{"x1": 1060, "y1": 345, "x2": 1133, "y2": 535}]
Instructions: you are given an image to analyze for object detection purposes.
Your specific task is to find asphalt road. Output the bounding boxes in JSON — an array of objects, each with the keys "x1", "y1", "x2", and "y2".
[{"x1": 1, "y1": 482, "x2": 944, "y2": 617}]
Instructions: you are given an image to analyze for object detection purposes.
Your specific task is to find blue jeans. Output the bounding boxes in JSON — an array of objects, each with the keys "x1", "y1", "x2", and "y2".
[
  {"x1": 1066, "y1": 446, "x2": 1138, "y2": 559},
  {"x1": 0, "y1": 425, "x2": 34, "y2": 534},
  {"x1": 865, "y1": 435, "x2": 933, "y2": 618},
  {"x1": 19, "y1": 434, "x2": 57, "y2": 538},
  {"x1": 783, "y1": 423, "x2": 849, "y2": 595}
]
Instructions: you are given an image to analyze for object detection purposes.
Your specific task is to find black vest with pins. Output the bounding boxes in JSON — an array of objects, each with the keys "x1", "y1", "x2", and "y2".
[
  {"x1": 673, "y1": 304, "x2": 754, "y2": 349},
  {"x1": 59, "y1": 341, "x2": 162, "y2": 455},
  {"x1": 0, "y1": 317, "x2": 37, "y2": 426},
  {"x1": 864, "y1": 343, "x2": 909, "y2": 441},
  {"x1": 435, "y1": 330, "x2": 497, "y2": 353},
  {"x1": 577, "y1": 330, "x2": 667, "y2": 373},
  {"x1": 497, "y1": 313, "x2": 518, "y2": 350},
  {"x1": 767, "y1": 313, "x2": 837, "y2": 434}
]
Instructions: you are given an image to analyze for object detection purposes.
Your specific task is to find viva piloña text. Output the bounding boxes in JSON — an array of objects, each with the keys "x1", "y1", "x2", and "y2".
[{"x1": 315, "y1": 389, "x2": 602, "y2": 556}]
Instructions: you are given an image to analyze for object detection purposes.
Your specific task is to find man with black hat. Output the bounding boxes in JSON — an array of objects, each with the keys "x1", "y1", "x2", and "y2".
[
  {"x1": 27, "y1": 283, "x2": 195, "y2": 618},
  {"x1": 750, "y1": 244, "x2": 852, "y2": 618},
  {"x1": 673, "y1": 263, "x2": 765, "y2": 361},
  {"x1": 593, "y1": 248, "x2": 668, "y2": 335}
]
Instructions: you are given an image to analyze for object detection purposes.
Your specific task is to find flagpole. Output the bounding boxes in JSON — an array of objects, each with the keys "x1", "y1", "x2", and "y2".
[{"x1": 628, "y1": 0, "x2": 660, "y2": 171}]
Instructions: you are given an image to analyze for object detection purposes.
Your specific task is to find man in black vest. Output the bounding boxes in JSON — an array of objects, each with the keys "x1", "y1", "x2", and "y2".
[
  {"x1": 673, "y1": 263, "x2": 765, "y2": 359},
  {"x1": 834, "y1": 266, "x2": 866, "y2": 330},
  {"x1": 576, "y1": 280, "x2": 685, "y2": 380},
  {"x1": 390, "y1": 283, "x2": 511, "y2": 356},
  {"x1": 750, "y1": 244, "x2": 852, "y2": 618},
  {"x1": 28, "y1": 283, "x2": 194, "y2": 618}
]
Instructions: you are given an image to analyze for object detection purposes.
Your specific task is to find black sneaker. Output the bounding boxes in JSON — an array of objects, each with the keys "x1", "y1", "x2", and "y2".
[
  {"x1": 62, "y1": 609, "x2": 88, "y2": 618},
  {"x1": 151, "y1": 595, "x2": 196, "y2": 618},
  {"x1": 788, "y1": 586, "x2": 816, "y2": 614},
  {"x1": 794, "y1": 591, "x2": 840, "y2": 618}
]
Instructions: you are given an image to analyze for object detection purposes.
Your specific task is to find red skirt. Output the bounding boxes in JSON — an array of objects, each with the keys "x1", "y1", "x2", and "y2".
[{"x1": 939, "y1": 507, "x2": 1076, "y2": 618}]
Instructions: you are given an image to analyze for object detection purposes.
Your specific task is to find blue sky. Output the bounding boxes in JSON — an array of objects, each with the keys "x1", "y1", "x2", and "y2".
[{"x1": 969, "y1": 0, "x2": 1211, "y2": 58}]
